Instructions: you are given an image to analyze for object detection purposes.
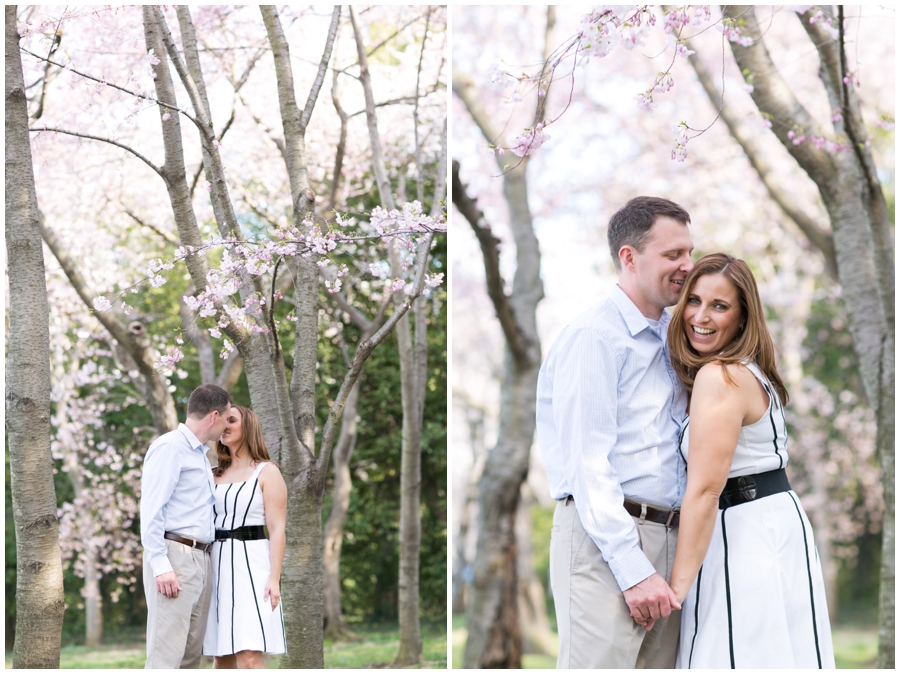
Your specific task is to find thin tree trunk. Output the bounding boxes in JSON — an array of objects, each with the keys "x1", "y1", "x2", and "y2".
[
  {"x1": 55, "y1": 344, "x2": 105, "y2": 646},
  {"x1": 6, "y1": 6, "x2": 66, "y2": 665},
  {"x1": 516, "y1": 487, "x2": 555, "y2": 656},
  {"x1": 322, "y1": 379, "x2": 361, "y2": 641}
]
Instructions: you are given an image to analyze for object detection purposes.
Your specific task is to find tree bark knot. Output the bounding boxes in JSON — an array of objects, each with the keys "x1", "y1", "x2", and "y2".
[{"x1": 21, "y1": 513, "x2": 58, "y2": 531}]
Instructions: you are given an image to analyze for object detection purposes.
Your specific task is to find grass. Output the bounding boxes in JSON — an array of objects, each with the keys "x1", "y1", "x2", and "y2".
[
  {"x1": 5, "y1": 622, "x2": 447, "y2": 669},
  {"x1": 451, "y1": 614, "x2": 878, "y2": 668}
]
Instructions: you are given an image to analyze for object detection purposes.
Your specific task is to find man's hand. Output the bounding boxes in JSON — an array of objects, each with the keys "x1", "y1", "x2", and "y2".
[
  {"x1": 623, "y1": 572, "x2": 681, "y2": 632},
  {"x1": 156, "y1": 571, "x2": 181, "y2": 598}
]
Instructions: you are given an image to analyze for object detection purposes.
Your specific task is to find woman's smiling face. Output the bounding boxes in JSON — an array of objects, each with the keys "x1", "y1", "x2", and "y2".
[{"x1": 682, "y1": 273, "x2": 742, "y2": 355}]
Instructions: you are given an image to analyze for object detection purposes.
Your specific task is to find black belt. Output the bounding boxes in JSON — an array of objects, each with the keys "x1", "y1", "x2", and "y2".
[
  {"x1": 215, "y1": 525, "x2": 267, "y2": 541},
  {"x1": 164, "y1": 532, "x2": 213, "y2": 553},
  {"x1": 565, "y1": 495, "x2": 680, "y2": 528},
  {"x1": 719, "y1": 468, "x2": 791, "y2": 510}
]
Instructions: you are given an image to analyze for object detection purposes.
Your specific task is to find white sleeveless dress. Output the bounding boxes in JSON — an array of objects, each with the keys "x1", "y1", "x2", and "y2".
[
  {"x1": 203, "y1": 461, "x2": 286, "y2": 656},
  {"x1": 675, "y1": 363, "x2": 834, "y2": 669}
]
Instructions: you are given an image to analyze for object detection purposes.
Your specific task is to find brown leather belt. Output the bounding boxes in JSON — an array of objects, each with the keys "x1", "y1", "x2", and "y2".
[
  {"x1": 624, "y1": 499, "x2": 680, "y2": 527},
  {"x1": 564, "y1": 495, "x2": 680, "y2": 528},
  {"x1": 164, "y1": 532, "x2": 213, "y2": 553}
]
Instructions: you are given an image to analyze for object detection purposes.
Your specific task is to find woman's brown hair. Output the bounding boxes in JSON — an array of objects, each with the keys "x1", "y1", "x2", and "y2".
[
  {"x1": 213, "y1": 405, "x2": 272, "y2": 476},
  {"x1": 667, "y1": 252, "x2": 789, "y2": 406}
]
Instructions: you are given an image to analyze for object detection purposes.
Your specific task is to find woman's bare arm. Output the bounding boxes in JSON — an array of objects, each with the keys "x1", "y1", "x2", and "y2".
[
  {"x1": 669, "y1": 362, "x2": 746, "y2": 602},
  {"x1": 260, "y1": 463, "x2": 287, "y2": 609}
]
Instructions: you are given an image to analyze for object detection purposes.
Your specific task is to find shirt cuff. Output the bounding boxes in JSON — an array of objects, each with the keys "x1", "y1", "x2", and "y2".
[
  {"x1": 149, "y1": 552, "x2": 173, "y2": 577},
  {"x1": 608, "y1": 547, "x2": 657, "y2": 592}
]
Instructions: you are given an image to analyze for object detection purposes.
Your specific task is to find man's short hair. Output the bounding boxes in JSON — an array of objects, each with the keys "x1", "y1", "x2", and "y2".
[
  {"x1": 187, "y1": 384, "x2": 232, "y2": 419},
  {"x1": 608, "y1": 196, "x2": 691, "y2": 271}
]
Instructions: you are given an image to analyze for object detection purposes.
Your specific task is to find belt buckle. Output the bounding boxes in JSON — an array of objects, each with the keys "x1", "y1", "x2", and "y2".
[
  {"x1": 737, "y1": 476, "x2": 757, "y2": 504},
  {"x1": 666, "y1": 507, "x2": 679, "y2": 527}
]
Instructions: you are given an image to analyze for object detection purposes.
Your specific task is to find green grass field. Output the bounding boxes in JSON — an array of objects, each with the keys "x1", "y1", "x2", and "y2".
[
  {"x1": 451, "y1": 614, "x2": 878, "y2": 668},
  {"x1": 5, "y1": 622, "x2": 447, "y2": 669}
]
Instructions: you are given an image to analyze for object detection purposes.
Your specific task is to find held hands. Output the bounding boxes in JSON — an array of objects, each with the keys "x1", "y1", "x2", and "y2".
[
  {"x1": 622, "y1": 572, "x2": 681, "y2": 632},
  {"x1": 263, "y1": 579, "x2": 281, "y2": 611},
  {"x1": 156, "y1": 571, "x2": 181, "y2": 598}
]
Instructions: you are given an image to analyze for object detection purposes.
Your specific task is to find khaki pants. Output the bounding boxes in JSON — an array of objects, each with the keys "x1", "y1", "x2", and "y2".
[
  {"x1": 144, "y1": 539, "x2": 213, "y2": 669},
  {"x1": 550, "y1": 499, "x2": 680, "y2": 669}
]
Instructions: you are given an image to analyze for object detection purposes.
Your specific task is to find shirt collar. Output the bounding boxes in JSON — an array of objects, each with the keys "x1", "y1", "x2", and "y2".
[
  {"x1": 178, "y1": 423, "x2": 205, "y2": 451},
  {"x1": 611, "y1": 285, "x2": 667, "y2": 337}
]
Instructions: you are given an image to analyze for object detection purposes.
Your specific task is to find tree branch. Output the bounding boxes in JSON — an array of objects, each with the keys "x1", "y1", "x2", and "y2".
[
  {"x1": 350, "y1": 5, "x2": 395, "y2": 210},
  {"x1": 452, "y1": 160, "x2": 530, "y2": 365},
  {"x1": 300, "y1": 6, "x2": 341, "y2": 131},
  {"x1": 30, "y1": 127, "x2": 164, "y2": 179},
  {"x1": 314, "y1": 231, "x2": 436, "y2": 484},
  {"x1": 680, "y1": 37, "x2": 838, "y2": 279}
]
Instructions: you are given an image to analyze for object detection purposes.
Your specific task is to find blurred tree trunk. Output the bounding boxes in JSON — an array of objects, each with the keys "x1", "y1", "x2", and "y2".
[
  {"x1": 716, "y1": 8, "x2": 894, "y2": 664},
  {"x1": 516, "y1": 487, "x2": 555, "y2": 656},
  {"x1": 452, "y1": 399, "x2": 487, "y2": 615},
  {"x1": 322, "y1": 380, "x2": 361, "y2": 641},
  {"x1": 6, "y1": 5, "x2": 66, "y2": 665}
]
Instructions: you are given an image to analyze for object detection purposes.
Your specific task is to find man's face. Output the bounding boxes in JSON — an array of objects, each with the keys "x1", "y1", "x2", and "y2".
[
  {"x1": 210, "y1": 409, "x2": 229, "y2": 439},
  {"x1": 630, "y1": 216, "x2": 694, "y2": 313}
]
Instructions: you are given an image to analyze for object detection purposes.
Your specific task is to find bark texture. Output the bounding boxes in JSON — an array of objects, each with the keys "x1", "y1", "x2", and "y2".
[
  {"x1": 6, "y1": 6, "x2": 66, "y2": 665},
  {"x1": 452, "y1": 57, "x2": 546, "y2": 661},
  {"x1": 722, "y1": 7, "x2": 894, "y2": 665}
]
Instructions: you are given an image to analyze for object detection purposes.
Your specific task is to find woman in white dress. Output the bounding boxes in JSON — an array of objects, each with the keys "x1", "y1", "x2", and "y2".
[
  {"x1": 203, "y1": 405, "x2": 288, "y2": 668},
  {"x1": 665, "y1": 253, "x2": 834, "y2": 669}
]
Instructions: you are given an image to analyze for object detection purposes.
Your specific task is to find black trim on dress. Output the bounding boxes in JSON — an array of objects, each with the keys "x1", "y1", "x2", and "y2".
[
  {"x1": 243, "y1": 539, "x2": 267, "y2": 653},
  {"x1": 789, "y1": 492, "x2": 822, "y2": 668},
  {"x1": 761, "y1": 381, "x2": 783, "y2": 469},
  {"x1": 689, "y1": 565, "x2": 702, "y2": 668},
  {"x1": 230, "y1": 482, "x2": 247, "y2": 530},
  {"x1": 722, "y1": 510, "x2": 735, "y2": 668}
]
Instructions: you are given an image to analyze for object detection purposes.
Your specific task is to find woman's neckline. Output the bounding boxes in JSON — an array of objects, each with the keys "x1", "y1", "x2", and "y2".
[{"x1": 215, "y1": 461, "x2": 266, "y2": 485}]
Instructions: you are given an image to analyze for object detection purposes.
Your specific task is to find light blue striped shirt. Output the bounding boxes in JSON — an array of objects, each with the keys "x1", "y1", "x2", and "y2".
[
  {"x1": 140, "y1": 424, "x2": 216, "y2": 576},
  {"x1": 536, "y1": 285, "x2": 687, "y2": 591}
]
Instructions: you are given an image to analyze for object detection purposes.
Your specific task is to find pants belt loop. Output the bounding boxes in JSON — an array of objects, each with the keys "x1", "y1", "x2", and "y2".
[{"x1": 639, "y1": 502, "x2": 647, "y2": 525}]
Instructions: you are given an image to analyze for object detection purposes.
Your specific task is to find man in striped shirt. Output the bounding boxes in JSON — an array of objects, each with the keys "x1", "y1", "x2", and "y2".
[{"x1": 537, "y1": 196, "x2": 694, "y2": 668}]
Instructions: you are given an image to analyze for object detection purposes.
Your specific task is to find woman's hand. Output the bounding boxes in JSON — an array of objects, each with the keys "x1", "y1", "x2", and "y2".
[{"x1": 264, "y1": 578, "x2": 281, "y2": 610}]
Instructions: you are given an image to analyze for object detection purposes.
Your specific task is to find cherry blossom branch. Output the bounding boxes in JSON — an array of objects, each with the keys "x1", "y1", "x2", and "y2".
[
  {"x1": 680, "y1": 33, "x2": 837, "y2": 279},
  {"x1": 39, "y1": 215, "x2": 177, "y2": 432},
  {"x1": 19, "y1": 46, "x2": 201, "y2": 127},
  {"x1": 29, "y1": 127, "x2": 163, "y2": 178},
  {"x1": 451, "y1": 161, "x2": 530, "y2": 364}
]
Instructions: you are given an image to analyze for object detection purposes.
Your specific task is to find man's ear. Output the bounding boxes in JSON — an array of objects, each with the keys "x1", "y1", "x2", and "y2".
[{"x1": 619, "y1": 245, "x2": 636, "y2": 273}]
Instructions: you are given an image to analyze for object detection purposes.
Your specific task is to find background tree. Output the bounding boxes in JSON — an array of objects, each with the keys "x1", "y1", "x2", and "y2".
[
  {"x1": 5, "y1": 5, "x2": 66, "y2": 666},
  {"x1": 451, "y1": 8, "x2": 552, "y2": 661}
]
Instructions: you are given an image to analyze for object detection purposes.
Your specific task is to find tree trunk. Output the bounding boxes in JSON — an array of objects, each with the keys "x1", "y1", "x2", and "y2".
[
  {"x1": 516, "y1": 488, "x2": 555, "y2": 656},
  {"x1": 6, "y1": 6, "x2": 66, "y2": 666},
  {"x1": 724, "y1": 8, "x2": 894, "y2": 664},
  {"x1": 322, "y1": 379, "x2": 361, "y2": 641},
  {"x1": 394, "y1": 287, "x2": 426, "y2": 666},
  {"x1": 82, "y1": 548, "x2": 103, "y2": 647},
  {"x1": 453, "y1": 149, "x2": 544, "y2": 668},
  {"x1": 56, "y1": 344, "x2": 105, "y2": 647}
]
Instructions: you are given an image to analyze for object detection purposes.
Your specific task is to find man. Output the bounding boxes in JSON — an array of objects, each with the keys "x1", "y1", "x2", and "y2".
[
  {"x1": 141, "y1": 383, "x2": 232, "y2": 668},
  {"x1": 536, "y1": 196, "x2": 694, "y2": 668}
]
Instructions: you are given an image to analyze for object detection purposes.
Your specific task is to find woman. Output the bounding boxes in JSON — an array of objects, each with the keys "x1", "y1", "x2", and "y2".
[
  {"x1": 666, "y1": 253, "x2": 834, "y2": 669},
  {"x1": 203, "y1": 406, "x2": 288, "y2": 668}
]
